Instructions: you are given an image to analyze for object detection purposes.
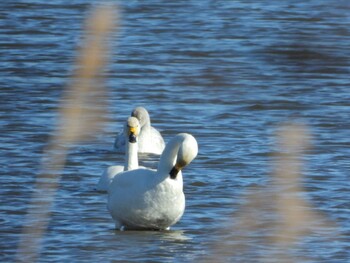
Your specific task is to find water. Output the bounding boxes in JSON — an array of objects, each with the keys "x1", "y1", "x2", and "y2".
[{"x1": 1, "y1": 0, "x2": 350, "y2": 262}]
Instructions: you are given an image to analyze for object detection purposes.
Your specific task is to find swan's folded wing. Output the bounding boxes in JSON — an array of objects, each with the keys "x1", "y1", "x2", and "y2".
[
  {"x1": 107, "y1": 168, "x2": 155, "y2": 213},
  {"x1": 151, "y1": 126, "x2": 165, "y2": 148},
  {"x1": 97, "y1": 165, "x2": 124, "y2": 191}
]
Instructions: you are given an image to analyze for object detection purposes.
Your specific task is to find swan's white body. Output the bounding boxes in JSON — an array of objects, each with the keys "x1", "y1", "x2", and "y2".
[
  {"x1": 114, "y1": 107, "x2": 165, "y2": 155},
  {"x1": 97, "y1": 117, "x2": 140, "y2": 192},
  {"x1": 96, "y1": 166, "x2": 124, "y2": 192},
  {"x1": 108, "y1": 133, "x2": 198, "y2": 230}
]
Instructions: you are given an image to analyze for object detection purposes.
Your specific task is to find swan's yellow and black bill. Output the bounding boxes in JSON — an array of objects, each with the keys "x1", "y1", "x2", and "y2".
[
  {"x1": 169, "y1": 166, "x2": 180, "y2": 179},
  {"x1": 129, "y1": 127, "x2": 136, "y2": 134},
  {"x1": 128, "y1": 127, "x2": 137, "y2": 143}
]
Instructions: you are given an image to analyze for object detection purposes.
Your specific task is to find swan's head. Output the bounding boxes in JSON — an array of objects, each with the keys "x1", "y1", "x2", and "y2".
[
  {"x1": 124, "y1": 117, "x2": 140, "y2": 143},
  {"x1": 169, "y1": 133, "x2": 198, "y2": 179},
  {"x1": 131, "y1": 106, "x2": 150, "y2": 127}
]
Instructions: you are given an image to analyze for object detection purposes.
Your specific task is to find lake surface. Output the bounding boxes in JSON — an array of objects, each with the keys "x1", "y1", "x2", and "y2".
[{"x1": 1, "y1": 0, "x2": 349, "y2": 262}]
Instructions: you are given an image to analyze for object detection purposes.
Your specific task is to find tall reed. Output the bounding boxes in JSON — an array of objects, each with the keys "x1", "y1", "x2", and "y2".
[
  {"x1": 16, "y1": 4, "x2": 117, "y2": 262},
  {"x1": 201, "y1": 123, "x2": 335, "y2": 262}
]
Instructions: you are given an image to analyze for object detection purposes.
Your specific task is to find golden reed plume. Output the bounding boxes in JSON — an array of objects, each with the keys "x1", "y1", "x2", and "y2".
[
  {"x1": 16, "y1": 4, "x2": 118, "y2": 262},
  {"x1": 201, "y1": 123, "x2": 336, "y2": 262}
]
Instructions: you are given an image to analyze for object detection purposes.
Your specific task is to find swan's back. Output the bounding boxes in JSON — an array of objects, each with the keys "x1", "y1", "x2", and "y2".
[
  {"x1": 96, "y1": 165, "x2": 124, "y2": 191},
  {"x1": 138, "y1": 126, "x2": 165, "y2": 154},
  {"x1": 107, "y1": 168, "x2": 185, "y2": 230}
]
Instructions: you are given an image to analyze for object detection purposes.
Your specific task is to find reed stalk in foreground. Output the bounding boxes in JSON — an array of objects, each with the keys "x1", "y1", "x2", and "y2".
[
  {"x1": 16, "y1": 5, "x2": 117, "y2": 262},
  {"x1": 202, "y1": 123, "x2": 336, "y2": 262}
]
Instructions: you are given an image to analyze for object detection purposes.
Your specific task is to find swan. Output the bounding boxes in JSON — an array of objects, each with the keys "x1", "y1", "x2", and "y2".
[
  {"x1": 107, "y1": 133, "x2": 198, "y2": 230},
  {"x1": 96, "y1": 117, "x2": 140, "y2": 192},
  {"x1": 114, "y1": 107, "x2": 165, "y2": 155}
]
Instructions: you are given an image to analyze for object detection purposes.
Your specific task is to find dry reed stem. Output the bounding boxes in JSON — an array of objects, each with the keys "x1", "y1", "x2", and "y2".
[
  {"x1": 272, "y1": 125, "x2": 312, "y2": 244},
  {"x1": 16, "y1": 5, "x2": 117, "y2": 262},
  {"x1": 202, "y1": 123, "x2": 335, "y2": 263}
]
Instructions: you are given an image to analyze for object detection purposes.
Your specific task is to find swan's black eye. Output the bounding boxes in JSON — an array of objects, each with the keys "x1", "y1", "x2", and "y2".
[{"x1": 169, "y1": 166, "x2": 179, "y2": 179}]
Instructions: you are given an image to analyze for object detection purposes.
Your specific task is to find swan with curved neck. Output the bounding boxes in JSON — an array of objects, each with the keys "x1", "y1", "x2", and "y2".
[
  {"x1": 114, "y1": 107, "x2": 165, "y2": 155},
  {"x1": 96, "y1": 117, "x2": 140, "y2": 192},
  {"x1": 108, "y1": 133, "x2": 198, "y2": 230}
]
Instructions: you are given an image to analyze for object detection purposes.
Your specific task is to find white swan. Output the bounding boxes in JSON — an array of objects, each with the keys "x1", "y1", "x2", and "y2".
[
  {"x1": 114, "y1": 107, "x2": 165, "y2": 155},
  {"x1": 107, "y1": 133, "x2": 198, "y2": 230},
  {"x1": 96, "y1": 117, "x2": 140, "y2": 192}
]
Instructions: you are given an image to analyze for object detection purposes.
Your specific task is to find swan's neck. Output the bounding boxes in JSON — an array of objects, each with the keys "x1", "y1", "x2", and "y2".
[
  {"x1": 157, "y1": 136, "x2": 182, "y2": 175},
  {"x1": 125, "y1": 141, "x2": 138, "y2": 170},
  {"x1": 142, "y1": 121, "x2": 151, "y2": 129}
]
